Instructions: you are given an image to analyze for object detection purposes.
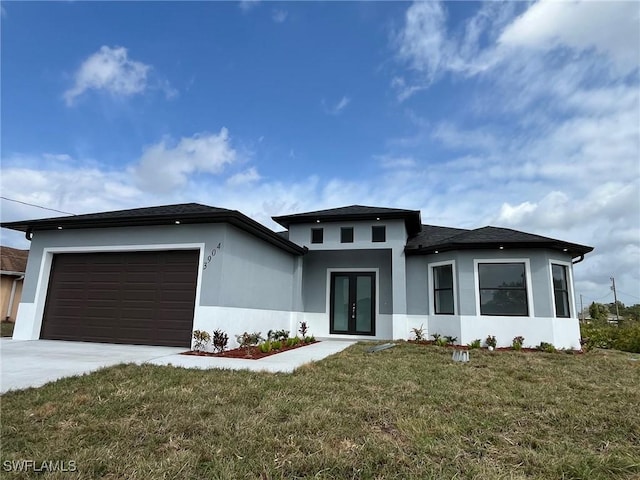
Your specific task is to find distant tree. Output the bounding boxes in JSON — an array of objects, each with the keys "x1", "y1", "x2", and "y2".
[
  {"x1": 623, "y1": 304, "x2": 640, "y2": 323},
  {"x1": 589, "y1": 302, "x2": 609, "y2": 322}
]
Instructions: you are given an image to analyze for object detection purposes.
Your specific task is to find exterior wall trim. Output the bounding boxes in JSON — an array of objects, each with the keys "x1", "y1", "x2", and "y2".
[
  {"x1": 22, "y1": 243, "x2": 205, "y2": 341},
  {"x1": 472, "y1": 257, "x2": 535, "y2": 318},
  {"x1": 427, "y1": 259, "x2": 458, "y2": 316},
  {"x1": 325, "y1": 267, "x2": 380, "y2": 336},
  {"x1": 548, "y1": 258, "x2": 576, "y2": 318}
]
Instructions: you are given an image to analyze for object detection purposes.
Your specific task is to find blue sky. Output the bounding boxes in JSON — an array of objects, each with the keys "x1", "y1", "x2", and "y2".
[{"x1": 1, "y1": 1, "x2": 639, "y2": 307}]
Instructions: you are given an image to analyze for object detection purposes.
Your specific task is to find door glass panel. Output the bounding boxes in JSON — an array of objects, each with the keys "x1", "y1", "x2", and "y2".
[
  {"x1": 332, "y1": 275, "x2": 349, "y2": 332},
  {"x1": 355, "y1": 276, "x2": 372, "y2": 333}
]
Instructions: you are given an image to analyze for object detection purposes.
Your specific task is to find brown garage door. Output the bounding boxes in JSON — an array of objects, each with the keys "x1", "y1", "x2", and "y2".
[{"x1": 40, "y1": 250, "x2": 198, "y2": 347}]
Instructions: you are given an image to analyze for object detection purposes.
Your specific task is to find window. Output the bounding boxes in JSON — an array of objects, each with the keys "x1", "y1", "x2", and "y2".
[
  {"x1": 478, "y1": 263, "x2": 528, "y2": 316},
  {"x1": 311, "y1": 228, "x2": 323, "y2": 244},
  {"x1": 341, "y1": 227, "x2": 354, "y2": 243},
  {"x1": 552, "y1": 264, "x2": 570, "y2": 317},
  {"x1": 372, "y1": 225, "x2": 386, "y2": 243},
  {"x1": 433, "y1": 264, "x2": 454, "y2": 314}
]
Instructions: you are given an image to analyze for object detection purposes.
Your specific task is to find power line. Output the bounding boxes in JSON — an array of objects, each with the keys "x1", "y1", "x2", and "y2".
[{"x1": 0, "y1": 196, "x2": 76, "y2": 216}]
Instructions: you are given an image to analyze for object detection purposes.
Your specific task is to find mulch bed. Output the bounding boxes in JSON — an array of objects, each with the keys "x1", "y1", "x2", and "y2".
[
  {"x1": 182, "y1": 340, "x2": 318, "y2": 360},
  {"x1": 407, "y1": 340, "x2": 582, "y2": 353}
]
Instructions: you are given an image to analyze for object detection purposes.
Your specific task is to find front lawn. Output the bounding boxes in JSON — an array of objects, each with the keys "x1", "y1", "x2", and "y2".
[{"x1": 1, "y1": 343, "x2": 639, "y2": 479}]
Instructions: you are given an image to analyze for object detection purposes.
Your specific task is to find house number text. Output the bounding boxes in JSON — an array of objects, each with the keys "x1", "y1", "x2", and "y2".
[{"x1": 203, "y1": 243, "x2": 222, "y2": 270}]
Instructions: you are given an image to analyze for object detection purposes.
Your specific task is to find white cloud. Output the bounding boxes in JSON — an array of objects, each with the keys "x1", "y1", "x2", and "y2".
[
  {"x1": 226, "y1": 167, "x2": 261, "y2": 186},
  {"x1": 132, "y1": 128, "x2": 238, "y2": 193},
  {"x1": 323, "y1": 95, "x2": 351, "y2": 115},
  {"x1": 374, "y1": 154, "x2": 417, "y2": 169},
  {"x1": 392, "y1": 1, "x2": 639, "y2": 101},
  {"x1": 498, "y1": 0, "x2": 640, "y2": 73},
  {"x1": 239, "y1": 0, "x2": 260, "y2": 13},
  {"x1": 64, "y1": 46, "x2": 151, "y2": 106},
  {"x1": 272, "y1": 9, "x2": 288, "y2": 23}
]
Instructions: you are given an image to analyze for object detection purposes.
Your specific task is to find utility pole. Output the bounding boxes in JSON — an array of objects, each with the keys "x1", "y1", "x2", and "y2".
[
  {"x1": 610, "y1": 277, "x2": 620, "y2": 322},
  {"x1": 580, "y1": 294, "x2": 584, "y2": 322}
]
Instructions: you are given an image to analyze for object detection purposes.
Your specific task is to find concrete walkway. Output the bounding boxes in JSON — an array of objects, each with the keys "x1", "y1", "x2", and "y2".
[{"x1": 0, "y1": 338, "x2": 356, "y2": 394}]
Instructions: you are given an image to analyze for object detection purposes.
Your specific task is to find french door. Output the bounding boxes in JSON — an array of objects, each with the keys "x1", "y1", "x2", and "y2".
[{"x1": 330, "y1": 272, "x2": 375, "y2": 335}]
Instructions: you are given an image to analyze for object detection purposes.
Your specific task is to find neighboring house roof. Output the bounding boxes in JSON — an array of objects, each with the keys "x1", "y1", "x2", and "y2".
[
  {"x1": 0, "y1": 203, "x2": 306, "y2": 255},
  {"x1": 273, "y1": 205, "x2": 422, "y2": 235},
  {"x1": 0, "y1": 246, "x2": 29, "y2": 275},
  {"x1": 406, "y1": 225, "x2": 593, "y2": 258}
]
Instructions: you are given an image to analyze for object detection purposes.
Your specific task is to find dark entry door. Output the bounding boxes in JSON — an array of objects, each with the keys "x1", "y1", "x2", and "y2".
[{"x1": 330, "y1": 272, "x2": 375, "y2": 335}]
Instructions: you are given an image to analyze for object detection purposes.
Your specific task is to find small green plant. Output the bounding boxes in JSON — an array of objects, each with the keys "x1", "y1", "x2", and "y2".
[
  {"x1": 192, "y1": 330, "x2": 211, "y2": 352},
  {"x1": 468, "y1": 339, "x2": 482, "y2": 349},
  {"x1": 212, "y1": 329, "x2": 229, "y2": 353},
  {"x1": 299, "y1": 322, "x2": 309, "y2": 338},
  {"x1": 412, "y1": 325, "x2": 426, "y2": 341},
  {"x1": 485, "y1": 335, "x2": 497, "y2": 348},
  {"x1": 512, "y1": 335, "x2": 525, "y2": 350},
  {"x1": 444, "y1": 335, "x2": 457, "y2": 345},
  {"x1": 286, "y1": 337, "x2": 301, "y2": 347},
  {"x1": 304, "y1": 336, "x2": 315, "y2": 343},
  {"x1": 271, "y1": 340, "x2": 282, "y2": 350},
  {"x1": 267, "y1": 329, "x2": 290, "y2": 342},
  {"x1": 259, "y1": 341, "x2": 272, "y2": 353},
  {"x1": 431, "y1": 333, "x2": 442, "y2": 342},
  {"x1": 236, "y1": 331, "x2": 262, "y2": 354},
  {"x1": 538, "y1": 342, "x2": 556, "y2": 353},
  {"x1": 435, "y1": 337, "x2": 448, "y2": 347}
]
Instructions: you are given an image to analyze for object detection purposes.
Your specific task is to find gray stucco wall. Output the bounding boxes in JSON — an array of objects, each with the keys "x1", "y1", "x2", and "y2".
[
  {"x1": 217, "y1": 224, "x2": 297, "y2": 311},
  {"x1": 21, "y1": 223, "x2": 298, "y2": 312},
  {"x1": 406, "y1": 249, "x2": 575, "y2": 317},
  {"x1": 288, "y1": 219, "x2": 407, "y2": 251},
  {"x1": 301, "y1": 249, "x2": 393, "y2": 314}
]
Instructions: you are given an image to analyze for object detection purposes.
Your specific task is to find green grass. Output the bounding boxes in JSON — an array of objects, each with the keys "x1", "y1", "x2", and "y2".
[
  {"x1": 0, "y1": 321, "x2": 14, "y2": 337},
  {"x1": 2, "y1": 343, "x2": 639, "y2": 479}
]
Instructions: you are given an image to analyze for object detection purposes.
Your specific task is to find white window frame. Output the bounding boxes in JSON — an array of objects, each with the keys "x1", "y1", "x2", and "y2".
[
  {"x1": 473, "y1": 258, "x2": 534, "y2": 317},
  {"x1": 428, "y1": 260, "x2": 457, "y2": 316},
  {"x1": 549, "y1": 259, "x2": 575, "y2": 318}
]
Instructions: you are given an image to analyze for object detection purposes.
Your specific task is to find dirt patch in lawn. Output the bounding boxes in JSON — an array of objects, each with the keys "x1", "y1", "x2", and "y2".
[{"x1": 181, "y1": 340, "x2": 318, "y2": 360}]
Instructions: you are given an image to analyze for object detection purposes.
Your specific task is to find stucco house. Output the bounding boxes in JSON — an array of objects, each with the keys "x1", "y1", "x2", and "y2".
[
  {"x1": 1, "y1": 203, "x2": 592, "y2": 349},
  {"x1": 0, "y1": 246, "x2": 28, "y2": 322}
]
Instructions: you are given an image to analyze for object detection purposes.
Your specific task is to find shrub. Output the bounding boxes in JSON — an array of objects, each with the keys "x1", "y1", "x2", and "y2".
[
  {"x1": 580, "y1": 320, "x2": 640, "y2": 353},
  {"x1": 435, "y1": 337, "x2": 448, "y2": 347},
  {"x1": 236, "y1": 332, "x2": 262, "y2": 352},
  {"x1": 538, "y1": 342, "x2": 556, "y2": 353},
  {"x1": 468, "y1": 339, "x2": 482, "y2": 349},
  {"x1": 192, "y1": 330, "x2": 211, "y2": 352},
  {"x1": 271, "y1": 340, "x2": 282, "y2": 350},
  {"x1": 259, "y1": 341, "x2": 272, "y2": 353},
  {"x1": 411, "y1": 325, "x2": 426, "y2": 341},
  {"x1": 267, "y1": 329, "x2": 289, "y2": 342},
  {"x1": 444, "y1": 335, "x2": 457, "y2": 345},
  {"x1": 512, "y1": 336, "x2": 525, "y2": 350},
  {"x1": 485, "y1": 335, "x2": 497, "y2": 348},
  {"x1": 299, "y1": 322, "x2": 309, "y2": 338},
  {"x1": 304, "y1": 336, "x2": 315, "y2": 343},
  {"x1": 212, "y1": 329, "x2": 229, "y2": 353},
  {"x1": 431, "y1": 333, "x2": 442, "y2": 342},
  {"x1": 286, "y1": 337, "x2": 301, "y2": 347}
]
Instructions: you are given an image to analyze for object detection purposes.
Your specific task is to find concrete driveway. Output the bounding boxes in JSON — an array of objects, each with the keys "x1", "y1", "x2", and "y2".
[
  {"x1": 0, "y1": 339, "x2": 185, "y2": 394},
  {"x1": 0, "y1": 338, "x2": 356, "y2": 393}
]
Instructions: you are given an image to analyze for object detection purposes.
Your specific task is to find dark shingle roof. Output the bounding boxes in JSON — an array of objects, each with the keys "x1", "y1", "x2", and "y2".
[
  {"x1": 406, "y1": 225, "x2": 593, "y2": 257},
  {"x1": 0, "y1": 246, "x2": 29, "y2": 274},
  {"x1": 1, "y1": 203, "x2": 305, "y2": 255},
  {"x1": 273, "y1": 205, "x2": 422, "y2": 235},
  {"x1": 406, "y1": 225, "x2": 470, "y2": 249}
]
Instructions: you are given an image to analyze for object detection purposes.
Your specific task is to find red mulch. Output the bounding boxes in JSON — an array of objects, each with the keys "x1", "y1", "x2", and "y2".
[
  {"x1": 407, "y1": 340, "x2": 582, "y2": 353},
  {"x1": 182, "y1": 340, "x2": 318, "y2": 360}
]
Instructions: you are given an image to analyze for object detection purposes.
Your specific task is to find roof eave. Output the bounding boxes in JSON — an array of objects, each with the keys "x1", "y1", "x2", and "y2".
[
  {"x1": 405, "y1": 241, "x2": 593, "y2": 258},
  {"x1": 2, "y1": 211, "x2": 306, "y2": 256}
]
